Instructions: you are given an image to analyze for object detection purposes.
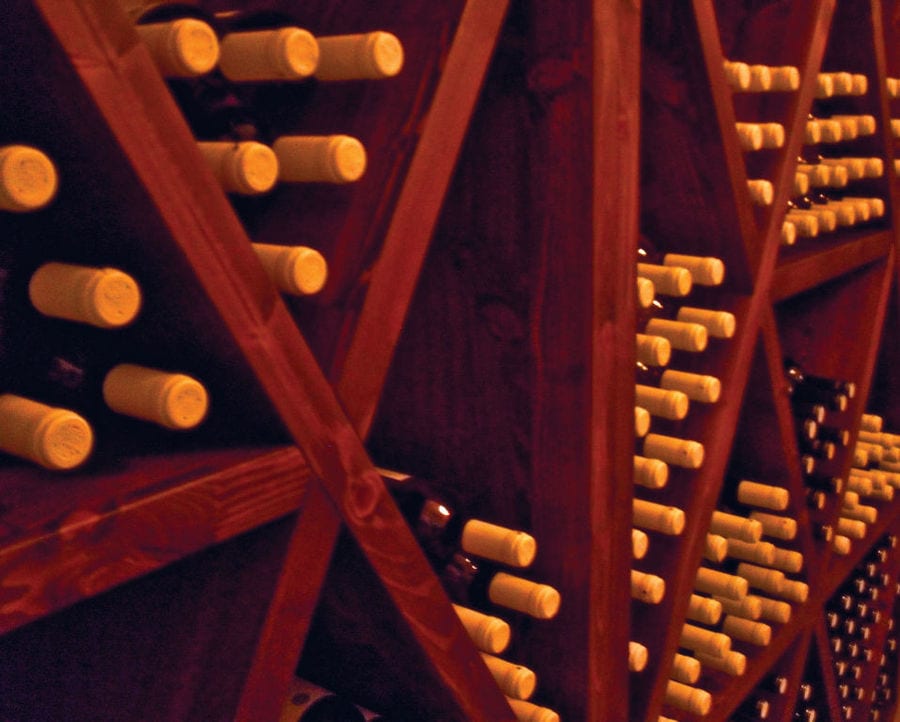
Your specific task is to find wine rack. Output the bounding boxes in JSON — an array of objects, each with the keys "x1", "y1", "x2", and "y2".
[{"x1": 1, "y1": 1, "x2": 900, "y2": 721}]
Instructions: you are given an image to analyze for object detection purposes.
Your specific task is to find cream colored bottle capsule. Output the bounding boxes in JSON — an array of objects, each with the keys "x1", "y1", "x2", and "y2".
[
  {"x1": 820, "y1": 156, "x2": 866, "y2": 181},
  {"x1": 452, "y1": 604, "x2": 510, "y2": 654},
  {"x1": 680, "y1": 622, "x2": 731, "y2": 658},
  {"x1": 636, "y1": 334, "x2": 671, "y2": 367},
  {"x1": 780, "y1": 221, "x2": 797, "y2": 246},
  {"x1": 635, "y1": 406, "x2": 651, "y2": 438},
  {"x1": 861, "y1": 413, "x2": 884, "y2": 432},
  {"x1": 671, "y1": 653, "x2": 701, "y2": 684},
  {"x1": 695, "y1": 567, "x2": 748, "y2": 600},
  {"x1": 726, "y1": 538, "x2": 777, "y2": 566},
  {"x1": 747, "y1": 179, "x2": 773, "y2": 206},
  {"x1": 461, "y1": 519, "x2": 537, "y2": 568},
  {"x1": 675, "y1": 307, "x2": 735, "y2": 339},
  {"x1": 314, "y1": 31, "x2": 404, "y2": 81},
  {"x1": 747, "y1": 64, "x2": 772, "y2": 92},
  {"x1": 251, "y1": 243, "x2": 328, "y2": 296},
  {"x1": 197, "y1": 141, "x2": 279, "y2": 195},
  {"x1": 136, "y1": 18, "x2": 220, "y2": 77},
  {"x1": 633, "y1": 499, "x2": 685, "y2": 536},
  {"x1": 736, "y1": 122, "x2": 763, "y2": 150},
  {"x1": 637, "y1": 277, "x2": 655, "y2": 308},
  {"x1": 704, "y1": 534, "x2": 728, "y2": 563},
  {"x1": 660, "y1": 370, "x2": 721, "y2": 404},
  {"x1": 841, "y1": 503, "x2": 877, "y2": 525},
  {"x1": 102, "y1": 364, "x2": 208, "y2": 430},
  {"x1": 686, "y1": 594, "x2": 722, "y2": 625},
  {"x1": 273, "y1": 134, "x2": 367, "y2": 184},
  {"x1": 714, "y1": 593, "x2": 763, "y2": 620},
  {"x1": 850, "y1": 73, "x2": 868, "y2": 95},
  {"x1": 635, "y1": 385, "x2": 689, "y2": 421},
  {"x1": 634, "y1": 455, "x2": 668, "y2": 489},
  {"x1": 662, "y1": 254, "x2": 724, "y2": 286},
  {"x1": 723, "y1": 60, "x2": 751, "y2": 90},
  {"x1": 755, "y1": 595, "x2": 792, "y2": 624},
  {"x1": 793, "y1": 172, "x2": 810, "y2": 196},
  {"x1": 736, "y1": 480, "x2": 789, "y2": 511},
  {"x1": 722, "y1": 615, "x2": 771, "y2": 646},
  {"x1": 779, "y1": 579, "x2": 809, "y2": 604},
  {"x1": 488, "y1": 572, "x2": 560, "y2": 619},
  {"x1": 644, "y1": 319, "x2": 707, "y2": 352},
  {"x1": 833, "y1": 534, "x2": 852, "y2": 556},
  {"x1": 749, "y1": 511, "x2": 796, "y2": 540},
  {"x1": 770, "y1": 66, "x2": 800, "y2": 91},
  {"x1": 637, "y1": 263, "x2": 692, "y2": 297},
  {"x1": 769, "y1": 547, "x2": 804, "y2": 574},
  {"x1": 632, "y1": 529, "x2": 649, "y2": 559},
  {"x1": 821, "y1": 71, "x2": 854, "y2": 95},
  {"x1": 815, "y1": 73, "x2": 835, "y2": 98},
  {"x1": 643, "y1": 433, "x2": 704, "y2": 469},
  {"x1": 218, "y1": 27, "x2": 319, "y2": 81},
  {"x1": 836, "y1": 516, "x2": 867, "y2": 540},
  {"x1": 736, "y1": 562, "x2": 785, "y2": 595},
  {"x1": 0, "y1": 394, "x2": 93, "y2": 470},
  {"x1": 789, "y1": 206, "x2": 837, "y2": 233},
  {"x1": 480, "y1": 653, "x2": 536, "y2": 700},
  {"x1": 785, "y1": 211, "x2": 819, "y2": 238},
  {"x1": 709, "y1": 510, "x2": 762, "y2": 543},
  {"x1": 29, "y1": 262, "x2": 142, "y2": 329},
  {"x1": 632, "y1": 569, "x2": 665, "y2": 604},
  {"x1": 629, "y1": 641, "x2": 649, "y2": 673},
  {"x1": 695, "y1": 649, "x2": 746, "y2": 676},
  {"x1": 0, "y1": 144, "x2": 58, "y2": 212},
  {"x1": 506, "y1": 698, "x2": 560, "y2": 722}
]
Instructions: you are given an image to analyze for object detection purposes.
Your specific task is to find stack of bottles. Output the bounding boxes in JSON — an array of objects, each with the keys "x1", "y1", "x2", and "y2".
[
  {"x1": 835, "y1": 413, "x2": 900, "y2": 556},
  {"x1": 380, "y1": 469, "x2": 561, "y2": 722},
  {"x1": 0, "y1": 145, "x2": 214, "y2": 472},
  {"x1": 723, "y1": 59, "x2": 799, "y2": 226},
  {"x1": 659, "y1": 480, "x2": 806, "y2": 718},
  {"x1": 784, "y1": 358, "x2": 860, "y2": 547},
  {"x1": 826, "y1": 534, "x2": 899, "y2": 721},
  {"x1": 124, "y1": 1, "x2": 409, "y2": 297},
  {"x1": 785, "y1": 68, "x2": 885, "y2": 242}
]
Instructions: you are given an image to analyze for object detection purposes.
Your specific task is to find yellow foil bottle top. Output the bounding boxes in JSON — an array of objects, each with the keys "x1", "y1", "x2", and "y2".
[
  {"x1": 197, "y1": 141, "x2": 279, "y2": 195},
  {"x1": 252, "y1": 243, "x2": 328, "y2": 296},
  {"x1": 29, "y1": 262, "x2": 142, "y2": 329},
  {"x1": 506, "y1": 698, "x2": 560, "y2": 722},
  {"x1": 315, "y1": 31, "x2": 404, "y2": 81},
  {"x1": 102, "y1": 364, "x2": 208, "y2": 430},
  {"x1": 488, "y1": 572, "x2": 561, "y2": 620},
  {"x1": 0, "y1": 144, "x2": 58, "y2": 212},
  {"x1": 480, "y1": 653, "x2": 537, "y2": 700},
  {"x1": 452, "y1": 604, "x2": 510, "y2": 654},
  {"x1": 219, "y1": 27, "x2": 320, "y2": 81},
  {"x1": 461, "y1": 519, "x2": 537, "y2": 568},
  {"x1": 0, "y1": 394, "x2": 93, "y2": 470},
  {"x1": 636, "y1": 333, "x2": 671, "y2": 367},
  {"x1": 137, "y1": 18, "x2": 220, "y2": 77},
  {"x1": 662, "y1": 253, "x2": 725, "y2": 286},
  {"x1": 273, "y1": 135, "x2": 367, "y2": 184},
  {"x1": 660, "y1": 370, "x2": 721, "y2": 404}
]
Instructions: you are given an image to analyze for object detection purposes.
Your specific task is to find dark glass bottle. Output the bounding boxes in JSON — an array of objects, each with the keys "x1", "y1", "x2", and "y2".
[
  {"x1": 279, "y1": 677, "x2": 365, "y2": 722},
  {"x1": 380, "y1": 468, "x2": 537, "y2": 569}
]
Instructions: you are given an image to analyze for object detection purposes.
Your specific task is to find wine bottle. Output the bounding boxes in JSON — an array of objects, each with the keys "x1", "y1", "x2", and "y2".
[
  {"x1": 0, "y1": 393, "x2": 93, "y2": 470},
  {"x1": 715, "y1": 593, "x2": 762, "y2": 620},
  {"x1": 636, "y1": 333, "x2": 671, "y2": 368},
  {"x1": 665, "y1": 679, "x2": 712, "y2": 716},
  {"x1": 631, "y1": 569, "x2": 665, "y2": 604},
  {"x1": 634, "y1": 406, "x2": 651, "y2": 438},
  {"x1": 686, "y1": 594, "x2": 723, "y2": 625},
  {"x1": 679, "y1": 622, "x2": 732, "y2": 658},
  {"x1": 736, "y1": 480, "x2": 790, "y2": 512},
  {"x1": 695, "y1": 566, "x2": 748, "y2": 600},
  {"x1": 440, "y1": 552, "x2": 560, "y2": 620},
  {"x1": 634, "y1": 455, "x2": 668, "y2": 489},
  {"x1": 505, "y1": 698, "x2": 560, "y2": 722},
  {"x1": 633, "y1": 498, "x2": 685, "y2": 535},
  {"x1": 124, "y1": 1, "x2": 220, "y2": 78},
  {"x1": 196, "y1": 140, "x2": 279, "y2": 195},
  {"x1": 748, "y1": 511, "x2": 797, "y2": 540},
  {"x1": 380, "y1": 468, "x2": 537, "y2": 568},
  {"x1": 28, "y1": 262, "x2": 143, "y2": 329},
  {"x1": 252, "y1": 243, "x2": 329, "y2": 296},
  {"x1": 636, "y1": 365, "x2": 722, "y2": 404},
  {"x1": 635, "y1": 385, "x2": 689, "y2": 421},
  {"x1": 695, "y1": 649, "x2": 746, "y2": 675},
  {"x1": 314, "y1": 31, "x2": 405, "y2": 81},
  {"x1": 452, "y1": 604, "x2": 510, "y2": 654},
  {"x1": 709, "y1": 510, "x2": 763, "y2": 543},
  {"x1": 278, "y1": 677, "x2": 365, "y2": 722},
  {"x1": 722, "y1": 614, "x2": 772, "y2": 646},
  {"x1": 480, "y1": 653, "x2": 537, "y2": 700},
  {"x1": 637, "y1": 242, "x2": 725, "y2": 287},
  {"x1": 628, "y1": 641, "x2": 648, "y2": 673},
  {"x1": 640, "y1": 433, "x2": 704, "y2": 469},
  {"x1": 671, "y1": 653, "x2": 701, "y2": 684},
  {"x1": 0, "y1": 144, "x2": 58, "y2": 212}
]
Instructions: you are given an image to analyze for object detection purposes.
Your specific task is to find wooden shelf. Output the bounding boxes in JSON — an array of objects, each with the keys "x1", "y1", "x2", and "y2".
[{"x1": 1, "y1": 1, "x2": 900, "y2": 721}]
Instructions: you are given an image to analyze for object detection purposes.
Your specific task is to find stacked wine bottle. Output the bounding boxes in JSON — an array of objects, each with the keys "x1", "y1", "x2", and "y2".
[
  {"x1": 123, "y1": 0, "x2": 409, "y2": 299},
  {"x1": 380, "y1": 469, "x2": 562, "y2": 722},
  {"x1": 788, "y1": 69, "x2": 885, "y2": 243},
  {"x1": 826, "y1": 533, "x2": 900, "y2": 721}
]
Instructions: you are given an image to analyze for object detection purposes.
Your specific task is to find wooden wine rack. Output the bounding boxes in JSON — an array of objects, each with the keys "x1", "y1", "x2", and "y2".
[{"x1": 0, "y1": 1, "x2": 899, "y2": 721}]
